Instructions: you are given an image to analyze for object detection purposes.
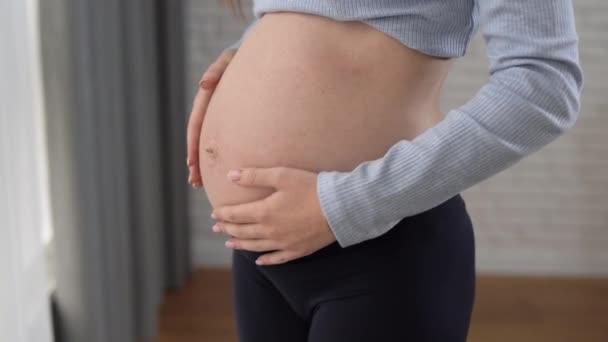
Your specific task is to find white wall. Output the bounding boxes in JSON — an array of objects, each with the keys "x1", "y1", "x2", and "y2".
[
  {"x1": 0, "y1": 0, "x2": 55, "y2": 341},
  {"x1": 444, "y1": 2, "x2": 608, "y2": 276},
  {"x1": 187, "y1": 1, "x2": 608, "y2": 275}
]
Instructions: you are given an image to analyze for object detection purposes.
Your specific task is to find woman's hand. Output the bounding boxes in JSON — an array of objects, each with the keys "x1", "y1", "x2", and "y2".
[
  {"x1": 187, "y1": 48, "x2": 238, "y2": 188},
  {"x1": 211, "y1": 167, "x2": 338, "y2": 265}
]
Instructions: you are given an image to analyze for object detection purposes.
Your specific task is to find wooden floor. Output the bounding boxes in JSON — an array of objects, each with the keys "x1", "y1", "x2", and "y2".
[{"x1": 153, "y1": 268, "x2": 608, "y2": 342}]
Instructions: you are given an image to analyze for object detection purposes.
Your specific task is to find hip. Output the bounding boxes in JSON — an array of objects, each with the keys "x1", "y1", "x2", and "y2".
[{"x1": 232, "y1": 193, "x2": 476, "y2": 314}]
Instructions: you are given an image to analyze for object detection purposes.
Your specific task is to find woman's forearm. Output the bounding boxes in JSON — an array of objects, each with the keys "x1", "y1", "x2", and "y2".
[{"x1": 316, "y1": 0, "x2": 584, "y2": 248}]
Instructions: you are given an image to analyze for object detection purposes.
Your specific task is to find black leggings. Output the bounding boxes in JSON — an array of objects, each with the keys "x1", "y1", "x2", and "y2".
[{"x1": 231, "y1": 194, "x2": 476, "y2": 342}]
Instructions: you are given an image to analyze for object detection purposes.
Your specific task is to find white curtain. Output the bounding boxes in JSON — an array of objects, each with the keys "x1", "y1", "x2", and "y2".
[{"x1": 0, "y1": 0, "x2": 55, "y2": 341}]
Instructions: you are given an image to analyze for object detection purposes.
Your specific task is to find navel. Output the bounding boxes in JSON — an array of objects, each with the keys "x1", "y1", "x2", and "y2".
[{"x1": 202, "y1": 139, "x2": 220, "y2": 165}]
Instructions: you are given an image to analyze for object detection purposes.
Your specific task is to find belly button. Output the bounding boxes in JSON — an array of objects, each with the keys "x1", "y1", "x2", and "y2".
[{"x1": 203, "y1": 140, "x2": 220, "y2": 163}]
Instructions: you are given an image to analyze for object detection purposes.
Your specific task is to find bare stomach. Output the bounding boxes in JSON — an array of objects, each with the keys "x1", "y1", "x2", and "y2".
[{"x1": 199, "y1": 12, "x2": 453, "y2": 209}]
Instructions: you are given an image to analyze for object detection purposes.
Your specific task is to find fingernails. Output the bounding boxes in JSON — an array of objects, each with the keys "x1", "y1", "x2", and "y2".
[
  {"x1": 255, "y1": 259, "x2": 264, "y2": 265},
  {"x1": 227, "y1": 169, "x2": 241, "y2": 181},
  {"x1": 225, "y1": 240, "x2": 234, "y2": 248},
  {"x1": 212, "y1": 224, "x2": 219, "y2": 232},
  {"x1": 211, "y1": 211, "x2": 217, "y2": 219},
  {"x1": 199, "y1": 77, "x2": 214, "y2": 89}
]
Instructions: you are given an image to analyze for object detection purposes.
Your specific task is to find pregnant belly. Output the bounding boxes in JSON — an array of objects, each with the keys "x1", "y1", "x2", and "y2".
[{"x1": 199, "y1": 12, "x2": 452, "y2": 209}]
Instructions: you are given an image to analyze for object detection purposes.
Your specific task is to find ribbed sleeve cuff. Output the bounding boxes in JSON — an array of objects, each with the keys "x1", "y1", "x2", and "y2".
[{"x1": 316, "y1": 169, "x2": 403, "y2": 248}]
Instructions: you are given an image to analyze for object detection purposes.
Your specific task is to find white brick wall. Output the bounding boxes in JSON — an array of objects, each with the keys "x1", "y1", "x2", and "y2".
[{"x1": 186, "y1": 0, "x2": 608, "y2": 275}]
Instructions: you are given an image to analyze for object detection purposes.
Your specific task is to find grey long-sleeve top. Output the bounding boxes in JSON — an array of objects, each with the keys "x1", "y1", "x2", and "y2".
[{"x1": 226, "y1": 0, "x2": 584, "y2": 247}]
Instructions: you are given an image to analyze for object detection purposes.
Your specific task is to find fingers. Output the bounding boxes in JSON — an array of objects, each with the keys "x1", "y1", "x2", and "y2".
[
  {"x1": 230, "y1": 167, "x2": 290, "y2": 190},
  {"x1": 186, "y1": 88, "x2": 211, "y2": 188},
  {"x1": 226, "y1": 238, "x2": 279, "y2": 253},
  {"x1": 212, "y1": 198, "x2": 269, "y2": 224},
  {"x1": 256, "y1": 250, "x2": 297, "y2": 266},
  {"x1": 213, "y1": 222, "x2": 269, "y2": 239},
  {"x1": 187, "y1": 49, "x2": 237, "y2": 188},
  {"x1": 199, "y1": 48, "x2": 237, "y2": 90}
]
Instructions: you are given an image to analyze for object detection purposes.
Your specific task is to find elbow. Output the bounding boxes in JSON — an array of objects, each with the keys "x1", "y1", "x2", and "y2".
[
  {"x1": 490, "y1": 39, "x2": 584, "y2": 139},
  {"x1": 551, "y1": 39, "x2": 585, "y2": 133},
  {"x1": 485, "y1": 56, "x2": 584, "y2": 155},
  {"x1": 551, "y1": 62, "x2": 583, "y2": 135},
  {"x1": 528, "y1": 55, "x2": 583, "y2": 138}
]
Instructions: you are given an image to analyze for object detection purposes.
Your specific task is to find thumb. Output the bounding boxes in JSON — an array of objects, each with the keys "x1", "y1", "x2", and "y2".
[{"x1": 227, "y1": 167, "x2": 288, "y2": 189}]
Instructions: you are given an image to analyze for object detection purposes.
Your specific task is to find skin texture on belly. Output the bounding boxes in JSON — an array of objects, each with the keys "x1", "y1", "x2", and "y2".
[{"x1": 199, "y1": 12, "x2": 453, "y2": 209}]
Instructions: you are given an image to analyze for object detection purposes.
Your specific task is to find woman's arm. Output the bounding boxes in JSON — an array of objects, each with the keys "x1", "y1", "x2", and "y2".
[{"x1": 317, "y1": 0, "x2": 584, "y2": 247}]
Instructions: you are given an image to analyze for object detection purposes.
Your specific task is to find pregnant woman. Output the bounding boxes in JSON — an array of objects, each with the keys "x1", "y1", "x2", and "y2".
[{"x1": 186, "y1": 1, "x2": 582, "y2": 341}]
